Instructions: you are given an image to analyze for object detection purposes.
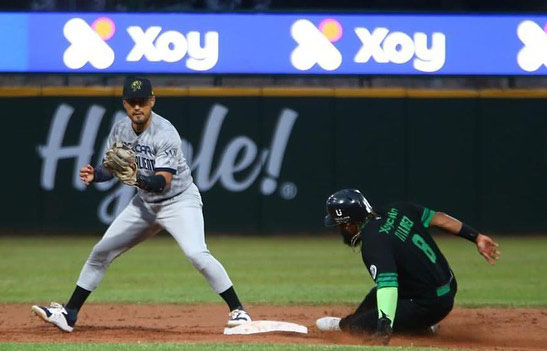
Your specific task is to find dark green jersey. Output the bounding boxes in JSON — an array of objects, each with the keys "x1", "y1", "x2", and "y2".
[{"x1": 360, "y1": 202, "x2": 452, "y2": 299}]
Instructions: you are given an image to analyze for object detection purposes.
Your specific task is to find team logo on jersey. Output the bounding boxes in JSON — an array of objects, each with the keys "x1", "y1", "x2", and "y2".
[
  {"x1": 63, "y1": 17, "x2": 115, "y2": 70},
  {"x1": 369, "y1": 265, "x2": 377, "y2": 280},
  {"x1": 517, "y1": 20, "x2": 547, "y2": 72},
  {"x1": 290, "y1": 19, "x2": 343, "y2": 71},
  {"x1": 131, "y1": 80, "x2": 143, "y2": 92}
]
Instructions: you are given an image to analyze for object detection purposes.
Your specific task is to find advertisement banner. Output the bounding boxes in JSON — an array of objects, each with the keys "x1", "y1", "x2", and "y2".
[
  {"x1": 2, "y1": 12, "x2": 547, "y2": 74},
  {"x1": 1, "y1": 93, "x2": 545, "y2": 233}
]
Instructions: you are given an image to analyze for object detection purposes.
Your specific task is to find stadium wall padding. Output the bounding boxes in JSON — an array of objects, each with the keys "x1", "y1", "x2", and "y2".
[{"x1": 1, "y1": 88, "x2": 545, "y2": 233}]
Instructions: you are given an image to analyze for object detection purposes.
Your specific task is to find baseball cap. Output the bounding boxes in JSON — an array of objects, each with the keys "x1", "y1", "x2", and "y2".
[{"x1": 122, "y1": 77, "x2": 154, "y2": 99}]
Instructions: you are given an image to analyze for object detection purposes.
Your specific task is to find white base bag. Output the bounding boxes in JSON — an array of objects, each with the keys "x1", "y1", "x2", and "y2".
[{"x1": 224, "y1": 320, "x2": 308, "y2": 335}]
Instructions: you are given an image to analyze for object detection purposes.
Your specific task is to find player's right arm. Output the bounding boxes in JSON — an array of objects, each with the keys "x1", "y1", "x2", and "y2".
[
  {"x1": 80, "y1": 123, "x2": 121, "y2": 186},
  {"x1": 79, "y1": 164, "x2": 114, "y2": 186},
  {"x1": 429, "y1": 212, "x2": 501, "y2": 265},
  {"x1": 79, "y1": 165, "x2": 95, "y2": 186}
]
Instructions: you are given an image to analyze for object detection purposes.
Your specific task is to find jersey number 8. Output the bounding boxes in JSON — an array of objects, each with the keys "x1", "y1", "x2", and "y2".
[{"x1": 411, "y1": 234, "x2": 437, "y2": 263}]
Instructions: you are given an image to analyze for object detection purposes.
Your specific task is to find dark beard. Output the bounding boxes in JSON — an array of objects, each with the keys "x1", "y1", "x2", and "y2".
[{"x1": 340, "y1": 227, "x2": 362, "y2": 247}]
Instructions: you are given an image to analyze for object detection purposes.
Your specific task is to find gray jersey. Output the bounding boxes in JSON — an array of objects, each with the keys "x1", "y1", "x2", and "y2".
[{"x1": 107, "y1": 112, "x2": 193, "y2": 203}]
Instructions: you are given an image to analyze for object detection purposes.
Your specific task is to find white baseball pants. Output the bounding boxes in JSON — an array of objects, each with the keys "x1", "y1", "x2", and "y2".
[{"x1": 76, "y1": 183, "x2": 233, "y2": 294}]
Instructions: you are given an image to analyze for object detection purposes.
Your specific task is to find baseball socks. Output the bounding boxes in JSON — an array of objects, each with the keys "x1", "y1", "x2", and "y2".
[
  {"x1": 220, "y1": 286, "x2": 245, "y2": 311},
  {"x1": 62, "y1": 286, "x2": 246, "y2": 327},
  {"x1": 63, "y1": 285, "x2": 91, "y2": 326}
]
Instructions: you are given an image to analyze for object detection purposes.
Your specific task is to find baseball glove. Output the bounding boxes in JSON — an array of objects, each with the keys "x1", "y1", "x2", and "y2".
[{"x1": 103, "y1": 141, "x2": 138, "y2": 186}]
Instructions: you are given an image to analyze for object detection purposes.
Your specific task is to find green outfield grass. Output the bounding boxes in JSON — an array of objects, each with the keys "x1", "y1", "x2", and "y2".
[
  {"x1": 0, "y1": 234, "x2": 545, "y2": 351},
  {"x1": 0, "y1": 234, "x2": 545, "y2": 306}
]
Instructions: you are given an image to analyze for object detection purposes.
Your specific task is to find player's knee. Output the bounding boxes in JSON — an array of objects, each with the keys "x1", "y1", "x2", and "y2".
[
  {"x1": 186, "y1": 251, "x2": 213, "y2": 271},
  {"x1": 87, "y1": 244, "x2": 117, "y2": 267}
]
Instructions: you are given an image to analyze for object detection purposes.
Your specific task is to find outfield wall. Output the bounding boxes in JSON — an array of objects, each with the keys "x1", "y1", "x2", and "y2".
[{"x1": 2, "y1": 87, "x2": 545, "y2": 233}]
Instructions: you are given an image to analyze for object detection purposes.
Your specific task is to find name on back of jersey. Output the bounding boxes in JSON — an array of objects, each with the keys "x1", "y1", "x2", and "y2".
[{"x1": 379, "y1": 207, "x2": 414, "y2": 242}]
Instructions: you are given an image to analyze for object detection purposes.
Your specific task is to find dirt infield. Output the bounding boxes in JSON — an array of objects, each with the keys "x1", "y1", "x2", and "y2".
[{"x1": 1, "y1": 304, "x2": 546, "y2": 350}]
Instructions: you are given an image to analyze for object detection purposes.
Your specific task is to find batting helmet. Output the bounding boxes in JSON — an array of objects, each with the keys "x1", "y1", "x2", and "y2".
[{"x1": 324, "y1": 189, "x2": 373, "y2": 227}]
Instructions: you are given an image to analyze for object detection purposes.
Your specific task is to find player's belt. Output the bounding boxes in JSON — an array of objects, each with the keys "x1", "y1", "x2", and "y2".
[{"x1": 435, "y1": 272, "x2": 454, "y2": 297}]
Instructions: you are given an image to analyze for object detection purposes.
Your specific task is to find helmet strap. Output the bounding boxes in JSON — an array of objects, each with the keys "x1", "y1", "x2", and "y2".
[
  {"x1": 349, "y1": 221, "x2": 368, "y2": 250},
  {"x1": 350, "y1": 233, "x2": 361, "y2": 248}
]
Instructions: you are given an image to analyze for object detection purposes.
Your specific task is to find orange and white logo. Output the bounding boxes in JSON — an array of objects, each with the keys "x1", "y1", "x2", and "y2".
[
  {"x1": 290, "y1": 19, "x2": 343, "y2": 71},
  {"x1": 63, "y1": 17, "x2": 115, "y2": 70}
]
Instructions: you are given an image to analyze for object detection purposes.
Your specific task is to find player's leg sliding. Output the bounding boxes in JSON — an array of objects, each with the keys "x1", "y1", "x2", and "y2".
[
  {"x1": 315, "y1": 287, "x2": 374, "y2": 333},
  {"x1": 319, "y1": 297, "x2": 450, "y2": 337},
  {"x1": 316, "y1": 317, "x2": 342, "y2": 331},
  {"x1": 428, "y1": 323, "x2": 440, "y2": 334}
]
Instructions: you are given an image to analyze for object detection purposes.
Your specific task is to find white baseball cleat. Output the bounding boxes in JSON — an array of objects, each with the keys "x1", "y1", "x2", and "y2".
[
  {"x1": 428, "y1": 323, "x2": 440, "y2": 335},
  {"x1": 227, "y1": 309, "x2": 252, "y2": 327},
  {"x1": 31, "y1": 302, "x2": 75, "y2": 332},
  {"x1": 316, "y1": 316, "x2": 342, "y2": 331}
]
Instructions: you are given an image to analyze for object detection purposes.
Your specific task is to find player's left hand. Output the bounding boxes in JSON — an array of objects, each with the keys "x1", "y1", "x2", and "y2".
[
  {"x1": 476, "y1": 234, "x2": 500, "y2": 265},
  {"x1": 370, "y1": 317, "x2": 392, "y2": 345}
]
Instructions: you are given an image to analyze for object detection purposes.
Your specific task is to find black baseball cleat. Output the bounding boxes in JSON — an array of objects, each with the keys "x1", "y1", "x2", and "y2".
[{"x1": 31, "y1": 302, "x2": 77, "y2": 332}]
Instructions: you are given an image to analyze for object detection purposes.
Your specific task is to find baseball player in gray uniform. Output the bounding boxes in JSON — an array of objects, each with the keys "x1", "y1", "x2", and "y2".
[{"x1": 32, "y1": 77, "x2": 251, "y2": 332}]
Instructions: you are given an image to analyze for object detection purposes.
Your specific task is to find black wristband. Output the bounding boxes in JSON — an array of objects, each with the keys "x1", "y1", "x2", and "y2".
[
  {"x1": 457, "y1": 223, "x2": 480, "y2": 243},
  {"x1": 136, "y1": 174, "x2": 166, "y2": 193},
  {"x1": 93, "y1": 164, "x2": 114, "y2": 183}
]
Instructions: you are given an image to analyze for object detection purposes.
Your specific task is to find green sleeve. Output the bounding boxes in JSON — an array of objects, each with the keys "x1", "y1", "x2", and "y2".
[
  {"x1": 421, "y1": 208, "x2": 436, "y2": 228},
  {"x1": 377, "y1": 287, "x2": 398, "y2": 327}
]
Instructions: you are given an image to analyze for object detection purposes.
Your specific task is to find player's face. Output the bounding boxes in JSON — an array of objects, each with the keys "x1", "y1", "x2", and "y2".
[
  {"x1": 340, "y1": 223, "x2": 361, "y2": 235},
  {"x1": 338, "y1": 222, "x2": 362, "y2": 246},
  {"x1": 123, "y1": 96, "x2": 156, "y2": 128}
]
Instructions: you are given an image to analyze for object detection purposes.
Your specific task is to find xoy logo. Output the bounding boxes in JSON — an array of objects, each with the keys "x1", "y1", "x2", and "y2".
[
  {"x1": 354, "y1": 27, "x2": 446, "y2": 72},
  {"x1": 63, "y1": 17, "x2": 115, "y2": 70},
  {"x1": 126, "y1": 26, "x2": 219, "y2": 71},
  {"x1": 290, "y1": 18, "x2": 446, "y2": 73}
]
